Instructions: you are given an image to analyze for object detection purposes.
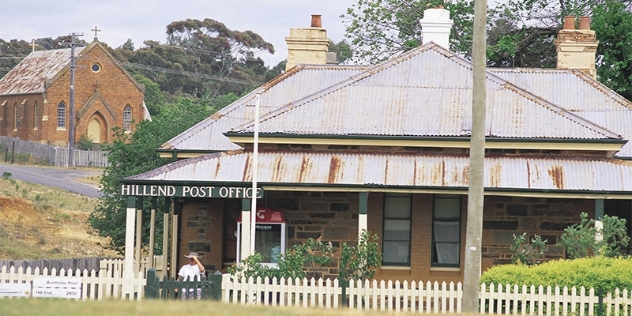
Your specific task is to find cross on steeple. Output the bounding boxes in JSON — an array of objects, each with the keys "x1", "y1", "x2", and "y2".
[{"x1": 91, "y1": 26, "x2": 101, "y2": 41}]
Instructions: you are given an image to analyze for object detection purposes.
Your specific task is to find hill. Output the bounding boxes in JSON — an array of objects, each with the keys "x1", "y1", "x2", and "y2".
[{"x1": 0, "y1": 174, "x2": 119, "y2": 260}]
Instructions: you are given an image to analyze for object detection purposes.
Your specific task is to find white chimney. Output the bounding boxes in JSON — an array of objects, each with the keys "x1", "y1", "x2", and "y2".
[{"x1": 419, "y1": 8, "x2": 454, "y2": 49}]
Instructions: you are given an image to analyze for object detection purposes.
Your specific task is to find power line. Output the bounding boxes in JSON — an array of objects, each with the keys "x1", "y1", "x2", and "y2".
[{"x1": 121, "y1": 62, "x2": 263, "y2": 86}]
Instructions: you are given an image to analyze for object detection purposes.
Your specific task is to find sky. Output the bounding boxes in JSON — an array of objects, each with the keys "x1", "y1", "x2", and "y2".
[{"x1": 0, "y1": 0, "x2": 357, "y2": 67}]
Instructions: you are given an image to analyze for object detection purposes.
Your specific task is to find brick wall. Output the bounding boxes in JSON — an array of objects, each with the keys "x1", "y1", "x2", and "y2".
[
  {"x1": 0, "y1": 43, "x2": 144, "y2": 145},
  {"x1": 175, "y1": 193, "x2": 595, "y2": 283}
]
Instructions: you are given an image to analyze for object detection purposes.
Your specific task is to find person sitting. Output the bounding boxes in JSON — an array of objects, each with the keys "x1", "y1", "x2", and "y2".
[{"x1": 177, "y1": 252, "x2": 205, "y2": 299}]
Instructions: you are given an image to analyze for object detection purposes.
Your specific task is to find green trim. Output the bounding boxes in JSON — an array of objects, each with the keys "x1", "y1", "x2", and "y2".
[
  {"x1": 223, "y1": 132, "x2": 626, "y2": 144},
  {"x1": 127, "y1": 196, "x2": 135, "y2": 209},
  {"x1": 135, "y1": 196, "x2": 144, "y2": 209},
  {"x1": 119, "y1": 179, "x2": 632, "y2": 197},
  {"x1": 595, "y1": 199, "x2": 604, "y2": 219},
  {"x1": 359, "y1": 192, "x2": 368, "y2": 214},
  {"x1": 242, "y1": 198, "x2": 251, "y2": 211}
]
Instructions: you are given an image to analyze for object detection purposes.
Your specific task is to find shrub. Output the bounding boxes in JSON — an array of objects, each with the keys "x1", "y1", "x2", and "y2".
[
  {"x1": 510, "y1": 233, "x2": 548, "y2": 265},
  {"x1": 481, "y1": 257, "x2": 632, "y2": 293},
  {"x1": 78, "y1": 134, "x2": 94, "y2": 150},
  {"x1": 559, "y1": 212, "x2": 629, "y2": 259}
]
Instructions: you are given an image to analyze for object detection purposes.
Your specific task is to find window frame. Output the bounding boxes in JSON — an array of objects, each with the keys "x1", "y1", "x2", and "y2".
[
  {"x1": 57, "y1": 101, "x2": 66, "y2": 129},
  {"x1": 33, "y1": 101, "x2": 39, "y2": 130},
  {"x1": 13, "y1": 103, "x2": 18, "y2": 130},
  {"x1": 382, "y1": 193, "x2": 412, "y2": 266},
  {"x1": 431, "y1": 194, "x2": 462, "y2": 267},
  {"x1": 123, "y1": 104, "x2": 132, "y2": 132}
]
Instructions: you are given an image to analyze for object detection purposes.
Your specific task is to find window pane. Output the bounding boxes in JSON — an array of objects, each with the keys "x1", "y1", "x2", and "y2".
[
  {"x1": 385, "y1": 195, "x2": 411, "y2": 218},
  {"x1": 383, "y1": 241, "x2": 410, "y2": 264},
  {"x1": 384, "y1": 219, "x2": 410, "y2": 240},
  {"x1": 434, "y1": 197, "x2": 460, "y2": 218}
]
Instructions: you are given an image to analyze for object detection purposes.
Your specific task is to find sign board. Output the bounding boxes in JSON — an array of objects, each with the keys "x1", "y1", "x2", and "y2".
[
  {"x1": 0, "y1": 283, "x2": 31, "y2": 297},
  {"x1": 238, "y1": 207, "x2": 285, "y2": 223},
  {"x1": 32, "y1": 277, "x2": 81, "y2": 299},
  {"x1": 120, "y1": 184, "x2": 263, "y2": 198}
]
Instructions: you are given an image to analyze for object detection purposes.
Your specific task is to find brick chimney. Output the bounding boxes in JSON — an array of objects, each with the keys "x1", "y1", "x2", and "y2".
[
  {"x1": 555, "y1": 16, "x2": 599, "y2": 79},
  {"x1": 285, "y1": 15, "x2": 330, "y2": 71},
  {"x1": 419, "y1": 8, "x2": 454, "y2": 49}
]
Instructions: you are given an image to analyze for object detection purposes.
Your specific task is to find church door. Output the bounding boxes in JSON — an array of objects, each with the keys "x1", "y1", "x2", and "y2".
[{"x1": 87, "y1": 119, "x2": 101, "y2": 143}]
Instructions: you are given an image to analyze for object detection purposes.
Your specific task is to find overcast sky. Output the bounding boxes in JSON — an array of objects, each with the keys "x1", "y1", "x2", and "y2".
[{"x1": 0, "y1": 0, "x2": 357, "y2": 67}]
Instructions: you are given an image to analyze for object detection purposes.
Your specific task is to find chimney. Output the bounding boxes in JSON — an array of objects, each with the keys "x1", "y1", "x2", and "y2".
[
  {"x1": 555, "y1": 16, "x2": 599, "y2": 79},
  {"x1": 285, "y1": 15, "x2": 330, "y2": 71},
  {"x1": 419, "y1": 7, "x2": 454, "y2": 49}
]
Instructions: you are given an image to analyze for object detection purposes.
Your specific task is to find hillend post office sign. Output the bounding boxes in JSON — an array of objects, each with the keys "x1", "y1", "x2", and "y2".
[{"x1": 120, "y1": 184, "x2": 263, "y2": 199}]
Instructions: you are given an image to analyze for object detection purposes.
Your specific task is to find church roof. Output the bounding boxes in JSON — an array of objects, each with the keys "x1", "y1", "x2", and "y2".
[{"x1": 0, "y1": 46, "x2": 85, "y2": 95}]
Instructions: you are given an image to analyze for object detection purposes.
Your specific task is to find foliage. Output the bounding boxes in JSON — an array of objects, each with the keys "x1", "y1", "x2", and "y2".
[
  {"x1": 77, "y1": 134, "x2": 94, "y2": 151},
  {"x1": 592, "y1": 0, "x2": 632, "y2": 101},
  {"x1": 338, "y1": 230, "x2": 382, "y2": 282},
  {"x1": 228, "y1": 237, "x2": 334, "y2": 280},
  {"x1": 109, "y1": 18, "x2": 277, "y2": 100},
  {"x1": 88, "y1": 97, "x2": 212, "y2": 253},
  {"x1": 340, "y1": 0, "x2": 474, "y2": 63},
  {"x1": 132, "y1": 74, "x2": 166, "y2": 116},
  {"x1": 559, "y1": 212, "x2": 630, "y2": 259},
  {"x1": 481, "y1": 257, "x2": 632, "y2": 293},
  {"x1": 510, "y1": 233, "x2": 548, "y2": 265},
  {"x1": 328, "y1": 40, "x2": 353, "y2": 65},
  {"x1": 2, "y1": 171, "x2": 12, "y2": 179}
]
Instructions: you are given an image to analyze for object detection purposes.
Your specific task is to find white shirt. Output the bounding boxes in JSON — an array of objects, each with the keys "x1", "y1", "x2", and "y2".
[{"x1": 178, "y1": 263, "x2": 202, "y2": 282}]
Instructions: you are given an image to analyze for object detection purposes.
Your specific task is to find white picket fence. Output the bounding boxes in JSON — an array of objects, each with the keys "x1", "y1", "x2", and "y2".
[
  {"x1": 3, "y1": 263, "x2": 632, "y2": 315},
  {"x1": 223, "y1": 276, "x2": 632, "y2": 315},
  {"x1": 0, "y1": 265, "x2": 146, "y2": 300}
]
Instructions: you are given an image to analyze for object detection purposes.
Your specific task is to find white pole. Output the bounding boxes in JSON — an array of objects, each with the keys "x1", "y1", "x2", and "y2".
[{"x1": 250, "y1": 93, "x2": 261, "y2": 256}]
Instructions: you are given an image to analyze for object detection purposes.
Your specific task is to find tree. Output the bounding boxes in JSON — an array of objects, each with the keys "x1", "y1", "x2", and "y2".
[
  {"x1": 88, "y1": 98, "x2": 213, "y2": 253},
  {"x1": 328, "y1": 39, "x2": 353, "y2": 65},
  {"x1": 592, "y1": 0, "x2": 632, "y2": 100},
  {"x1": 340, "y1": 0, "x2": 474, "y2": 63}
]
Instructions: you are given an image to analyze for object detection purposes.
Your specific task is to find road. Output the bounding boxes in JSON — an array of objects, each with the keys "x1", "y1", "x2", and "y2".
[{"x1": 0, "y1": 163, "x2": 102, "y2": 198}]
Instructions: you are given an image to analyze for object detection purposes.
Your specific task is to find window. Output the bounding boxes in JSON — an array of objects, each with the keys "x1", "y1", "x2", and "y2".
[
  {"x1": 33, "y1": 102, "x2": 39, "y2": 129},
  {"x1": 382, "y1": 193, "x2": 411, "y2": 266},
  {"x1": 91, "y1": 63, "x2": 101, "y2": 72},
  {"x1": 123, "y1": 105, "x2": 132, "y2": 132},
  {"x1": 57, "y1": 102, "x2": 66, "y2": 129},
  {"x1": 432, "y1": 195, "x2": 462, "y2": 267},
  {"x1": 14, "y1": 103, "x2": 18, "y2": 129}
]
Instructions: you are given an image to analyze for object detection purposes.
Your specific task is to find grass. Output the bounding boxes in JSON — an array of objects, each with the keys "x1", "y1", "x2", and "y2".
[{"x1": 0, "y1": 299, "x2": 448, "y2": 316}]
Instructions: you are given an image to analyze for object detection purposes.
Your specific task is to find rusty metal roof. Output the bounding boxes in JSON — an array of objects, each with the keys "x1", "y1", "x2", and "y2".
[
  {"x1": 489, "y1": 68, "x2": 632, "y2": 157},
  {"x1": 0, "y1": 47, "x2": 85, "y2": 95},
  {"x1": 126, "y1": 150, "x2": 632, "y2": 193},
  {"x1": 161, "y1": 64, "x2": 368, "y2": 151},
  {"x1": 234, "y1": 44, "x2": 620, "y2": 141}
]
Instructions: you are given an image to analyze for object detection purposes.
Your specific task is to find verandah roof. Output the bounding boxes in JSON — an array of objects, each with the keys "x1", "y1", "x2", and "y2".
[{"x1": 125, "y1": 151, "x2": 632, "y2": 197}]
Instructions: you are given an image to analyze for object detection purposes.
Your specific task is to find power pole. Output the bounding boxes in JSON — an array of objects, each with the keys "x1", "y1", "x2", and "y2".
[
  {"x1": 68, "y1": 33, "x2": 82, "y2": 168},
  {"x1": 462, "y1": 0, "x2": 487, "y2": 312}
]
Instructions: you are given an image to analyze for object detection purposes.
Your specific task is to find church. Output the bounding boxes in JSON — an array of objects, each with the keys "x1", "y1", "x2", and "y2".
[{"x1": 0, "y1": 35, "x2": 149, "y2": 148}]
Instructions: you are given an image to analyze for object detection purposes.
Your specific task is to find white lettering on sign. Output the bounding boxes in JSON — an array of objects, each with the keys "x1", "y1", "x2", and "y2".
[{"x1": 120, "y1": 185, "x2": 262, "y2": 198}]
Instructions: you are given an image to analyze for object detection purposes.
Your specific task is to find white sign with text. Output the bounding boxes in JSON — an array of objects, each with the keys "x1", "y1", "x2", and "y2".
[
  {"x1": 32, "y1": 277, "x2": 81, "y2": 299},
  {"x1": 0, "y1": 283, "x2": 31, "y2": 297}
]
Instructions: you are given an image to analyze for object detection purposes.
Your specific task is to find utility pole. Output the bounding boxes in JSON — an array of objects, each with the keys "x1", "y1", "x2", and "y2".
[
  {"x1": 68, "y1": 33, "x2": 82, "y2": 168},
  {"x1": 462, "y1": 0, "x2": 487, "y2": 312}
]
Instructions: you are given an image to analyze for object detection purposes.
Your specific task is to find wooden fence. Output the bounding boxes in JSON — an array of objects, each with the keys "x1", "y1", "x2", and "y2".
[
  {"x1": 3, "y1": 263, "x2": 632, "y2": 314},
  {"x1": 0, "y1": 136, "x2": 109, "y2": 167},
  {"x1": 0, "y1": 265, "x2": 145, "y2": 300},
  {"x1": 223, "y1": 276, "x2": 632, "y2": 315}
]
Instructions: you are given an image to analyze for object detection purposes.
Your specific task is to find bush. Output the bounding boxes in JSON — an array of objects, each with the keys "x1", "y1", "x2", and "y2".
[
  {"x1": 559, "y1": 212, "x2": 629, "y2": 259},
  {"x1": 481, "y1": 257, "x2": 632, "y2": 292}
]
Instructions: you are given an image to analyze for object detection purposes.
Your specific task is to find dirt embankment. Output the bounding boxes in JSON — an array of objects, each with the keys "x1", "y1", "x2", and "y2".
[{"x1": 0, "y1": 195, "x2": 118, "y2": 259}]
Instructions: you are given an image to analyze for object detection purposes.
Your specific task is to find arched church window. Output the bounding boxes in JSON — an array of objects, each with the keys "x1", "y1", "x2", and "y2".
[
  {"x1": 57, "y1": 102, "x2": 66, "y2": 129},
  {"x1": 123, "y1": 104, "x2": 132, "y2": 132}
]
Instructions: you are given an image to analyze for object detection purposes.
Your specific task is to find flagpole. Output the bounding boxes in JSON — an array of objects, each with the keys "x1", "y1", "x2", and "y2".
[{"x1": 250, "y1": 93, "x2": 261, "y2": 256}]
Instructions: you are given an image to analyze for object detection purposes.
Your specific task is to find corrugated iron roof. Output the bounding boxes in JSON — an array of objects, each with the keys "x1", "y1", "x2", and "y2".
[
  {"x1": 161, "y1": 64, "x2": 368, "y2": 151},
  {"x1": 234, "y1": 44, "x2": 620, "y2": 141},
  {"x1": 0, "y1": 47, "x2": 85, "y2": 95},
  {"x1": 489, "y1": 68, "x2": 632, "y2": 157},
  {"x1": 126, "y1": 150, "x2": 632, "y2": 192}
]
